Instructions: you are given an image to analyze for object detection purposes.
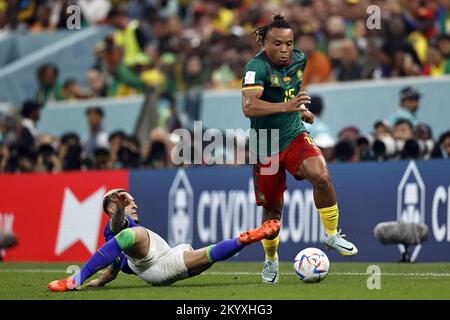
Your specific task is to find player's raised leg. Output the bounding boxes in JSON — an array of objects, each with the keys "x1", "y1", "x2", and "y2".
[
  {"x1": 48, "y1": 227, "x2": 149, "y2": 292},
  {"x1": 184, "y1": 225, "x2": 280, "y2": 276},
  {"x1": 296, "y1": 155, "x2": 358, "y2": 256}
]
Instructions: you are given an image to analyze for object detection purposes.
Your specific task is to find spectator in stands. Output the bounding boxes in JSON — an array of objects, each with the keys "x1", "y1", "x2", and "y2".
[
  {"x1": 86, "y1": 69, "x2": 108, "y2": 98},
  {"x1": 60, "y1": 132, "x2": 83, "y2": 171},
  {"x1": 204, "y1": 0, "x2": 234, "y2": 35},
  {"x1": 61, "y1": 79, "x2": 87, "y2": 100},
  {"x1": 436, "y1": 34, "x2": 450, "y2": 73},
  {"x1": 422, "y1": 42, "x2": 446, "y2": 76},
  {"x1": 392, "y1": 118, "x2": 417, "y2": 158},
  {"x1": 332, "y1": 126, "x2": 361, "y2": 162},
  {"x1": 373, "y1": 120, "x2": 392, "y2": 139},
  {"x1": 82, "y1": 106, "x2": 109, "y2": 160},
  {"x1": 388, "y1": 86, "x2": 422, "y2": 127},
  {"x1": 407, "y1": 6, "x2": 437, "y2": 65},
  {"x1": 30, "y1": 4, "x2": 54, "y2": 33},
  {"x1": 372, "y1": 120, "x2": 396, "y2": 161},
  {"x1": 117, "y1": 135, "x2": 141, "y2": 169},
  {"x1": 91, "y1": 147, "x2": 111, "y2": 170},
  {"x1": 355, "y1": 136, "x2": 374, "y2": 161},
  {"x1": 108, "y1": 130, "x2": 126, "y2": 169},
  {"x1": 431, "y1": 131, "x2": 450, "y2": 159},
  {"x1": 17, "y1": 100, "x2": 41, "y2": 156},
  {"x1": 333, "y1": 141, "x2": 356, "y2": 162},
  {"x1": 108, "y1": 5, "x2": 149, "y2": 68},
  {"x1": 211, "y1": 48, "x2": 240, "y2": 89},
  {"x1": 393, "y1": 118, "x2": 414, "y2": 142},
  {"x1": 101, "y1": 43, "x2": 148, "y2": 96},
  {"x1": 35, "y1": 135, "x2": 61, "y2": 173},
  {"x1": 139, "y1": 47, "x2": 168, "y2": 93},
  {"x1": 338, "y1": 126, "x2": 360, "y2": 145},
  {"x1": 382, "y1": 13, "x2": 422, "y2": 77},
  {"x1": 304, "y1": 95, "x2": 335, "y2": 147},
  {"x1": 143, "y1": 128, "x2": 172, "y2": 169},
  {"x1": 297, "y1": 33, "x2": 332, "y2": 87},
  {"x1": 183, "y1": 55, "x2": 207, "y2": 123},
  {"x1": 35, "y1": 64, "x2": 64, "y2": 105},
  {"x1": 334, "y1": 39, "x2": 363, "y2": 81},
  {"x1": 0, "y1": 115, "x2": 15, "y2": 146}
]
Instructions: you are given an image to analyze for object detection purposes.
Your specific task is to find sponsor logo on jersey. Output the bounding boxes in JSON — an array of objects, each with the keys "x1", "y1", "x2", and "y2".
[{"x1": 283, "y1": 76, "x2": 291, "y2": 83}]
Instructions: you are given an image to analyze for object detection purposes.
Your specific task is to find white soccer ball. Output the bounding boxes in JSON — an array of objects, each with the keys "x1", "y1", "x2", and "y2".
[{"x1": 293, "y1": 247, "x2": 330, "y2": 283}]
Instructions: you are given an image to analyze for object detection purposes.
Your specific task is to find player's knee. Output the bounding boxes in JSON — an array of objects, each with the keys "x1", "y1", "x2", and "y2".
[{"x1": 313, "y1": 172, "x2": 331, "y2": 189}]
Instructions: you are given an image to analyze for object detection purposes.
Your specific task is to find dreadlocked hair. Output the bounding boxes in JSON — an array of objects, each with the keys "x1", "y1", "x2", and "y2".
[{"x1": 252, "y1": 13, "x2": 292, "y2": 47}]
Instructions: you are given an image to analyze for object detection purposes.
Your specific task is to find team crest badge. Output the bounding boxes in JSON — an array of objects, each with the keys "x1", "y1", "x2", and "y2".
[
  {"x1": 258, "y1": 192, "x2": 267, "y2": 204},
  {"x1": 270, "y1": 75, "x2": 280, "y2": 87},
  {"x1": 297, "y1": 70, "x2": 303, "y2": 80}
]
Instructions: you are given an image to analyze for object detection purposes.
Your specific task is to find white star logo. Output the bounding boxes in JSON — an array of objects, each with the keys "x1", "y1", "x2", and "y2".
[{"x1": 55, "y1": 187, "x2": 106, "y2": 256}]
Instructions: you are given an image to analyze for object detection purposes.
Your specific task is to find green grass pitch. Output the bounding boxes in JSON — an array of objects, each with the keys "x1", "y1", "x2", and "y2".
[{"x1": 1, "y1": 262, "x2": 450, "y2": 300}]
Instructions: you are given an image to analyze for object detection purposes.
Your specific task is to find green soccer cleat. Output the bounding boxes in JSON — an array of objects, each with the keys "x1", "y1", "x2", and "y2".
[
  {"x1": 261, "y1": 260, "x2": 279, "y2": 284},
  {"x1": 324, "y1": 230, "x2": 358, "y2": 256}
]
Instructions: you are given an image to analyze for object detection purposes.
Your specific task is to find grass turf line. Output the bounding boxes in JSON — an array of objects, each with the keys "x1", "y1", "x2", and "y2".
[{"x1": 1, "y1": 262, "x2": 450, "y2": 300}]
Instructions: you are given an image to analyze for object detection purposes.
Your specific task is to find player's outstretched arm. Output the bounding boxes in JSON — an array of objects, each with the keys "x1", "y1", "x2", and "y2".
[
  {"x1": 242, "y1": 89, "x2": 311, "y2": 117},
  {"x1": 87, "y1": 266, "x2": 119, "y2": 288}
]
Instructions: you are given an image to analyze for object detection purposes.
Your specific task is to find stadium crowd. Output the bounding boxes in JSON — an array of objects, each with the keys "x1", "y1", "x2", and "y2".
[
  {"x1": 1, "y1": 85, "x2": 449, "y2": 173},
  {"x1": 0, "y1": 0, "x2": 450, "y2": 173}
]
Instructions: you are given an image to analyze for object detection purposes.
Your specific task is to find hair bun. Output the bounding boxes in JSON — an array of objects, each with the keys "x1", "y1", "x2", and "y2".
[{"x1": 273, "y1": 13, "x2": 284, "y2": 21}]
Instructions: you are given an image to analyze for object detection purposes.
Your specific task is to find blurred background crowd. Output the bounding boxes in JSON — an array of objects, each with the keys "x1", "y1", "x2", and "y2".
[{"x1": 0, "y1": 0, "x2": 449, "y2": 173}]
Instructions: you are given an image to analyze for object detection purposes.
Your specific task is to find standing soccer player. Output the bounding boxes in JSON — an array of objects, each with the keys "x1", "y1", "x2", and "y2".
[{"x1": 241, "y1": 14, "x2": 358, "y2": 284}]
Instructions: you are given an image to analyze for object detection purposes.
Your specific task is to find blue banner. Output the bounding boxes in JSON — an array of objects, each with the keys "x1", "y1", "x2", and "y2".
[{"x1": 130, "y1": 160, "x2": 450, "y2": 262}]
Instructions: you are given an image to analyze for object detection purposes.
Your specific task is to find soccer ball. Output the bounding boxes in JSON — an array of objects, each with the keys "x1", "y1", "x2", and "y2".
[{"x1": 293, "y1": 247, "x2": 330, "y2": 283}]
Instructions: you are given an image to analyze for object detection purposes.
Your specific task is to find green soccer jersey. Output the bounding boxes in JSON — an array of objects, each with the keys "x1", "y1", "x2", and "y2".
[{"x1": 242, "y1": 49, "x2": 307, "y2": 156}]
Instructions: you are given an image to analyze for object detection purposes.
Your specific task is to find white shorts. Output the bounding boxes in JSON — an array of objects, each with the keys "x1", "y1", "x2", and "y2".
[{"x1": 126, "y1": 228, "x2": 193, "y2": 286}]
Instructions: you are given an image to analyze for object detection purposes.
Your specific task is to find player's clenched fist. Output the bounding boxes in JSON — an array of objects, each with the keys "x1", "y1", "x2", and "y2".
[{"x1": 282, "y1": 91, "x2": 311, "y2": 112}]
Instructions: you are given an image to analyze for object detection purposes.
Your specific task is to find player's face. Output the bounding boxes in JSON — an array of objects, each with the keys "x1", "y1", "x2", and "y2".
[
  {"x1": 402, "y1": 98, "x2": 420, "y2": 113},
  {"x1": 121, "y1": 192, "x2": 139, "y2": 222},
  {"x1": 264, "y1": 28, "x2": 294, "y2": 66}
]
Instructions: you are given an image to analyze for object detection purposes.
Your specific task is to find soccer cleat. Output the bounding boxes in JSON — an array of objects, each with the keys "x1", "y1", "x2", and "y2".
[
  {"x1": 239, "y1": 219, "x2": 281, "y2": 244},
  {"x1": 48, "y1": 277, "x2": 76, "y2": 292},
  {"x1": 261, "y1": 261, "x2": 279, "y2": 284},
  {"x1": 324, "y1": 230, "x2": 358, "y2": 256}
]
